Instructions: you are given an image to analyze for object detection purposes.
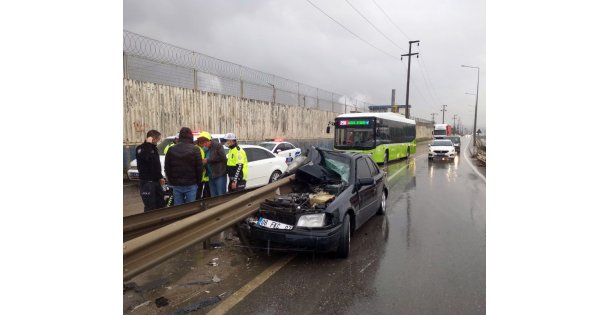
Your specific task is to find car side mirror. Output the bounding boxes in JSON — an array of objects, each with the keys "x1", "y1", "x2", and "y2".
[{"x1": 357, "y1": 178, "x2": 374, "y2": 188}]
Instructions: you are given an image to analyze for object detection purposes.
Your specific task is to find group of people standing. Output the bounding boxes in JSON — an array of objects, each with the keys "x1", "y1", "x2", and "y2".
[{"x1": 135, "y1": 127, "x2": 248, "y2": 212}]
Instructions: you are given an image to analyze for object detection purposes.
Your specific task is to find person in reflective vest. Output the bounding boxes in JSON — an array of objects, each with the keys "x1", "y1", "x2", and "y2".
[
  {"x1": 225, "y1": 132, "x2": 248, "y2": 192},
  {"x1": 196, "y1": 132, "x2": 211, "y2": 199},
  {"x1": 163, "y1": 138, "x2": 178, "y2": 155}
]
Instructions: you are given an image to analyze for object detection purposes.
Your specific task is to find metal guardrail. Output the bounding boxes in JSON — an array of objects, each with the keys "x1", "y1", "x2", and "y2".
[
  {"x1": 124, "y1": 188, "x2": 255, "y2": 241},
  {"x1": 123, "y1": 175, "x2": 295, "y2": 281}
]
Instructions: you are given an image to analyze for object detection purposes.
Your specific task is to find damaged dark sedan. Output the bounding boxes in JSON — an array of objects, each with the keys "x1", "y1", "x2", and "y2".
[{"x1": 242, "y1": 147, "x2": 388, "y2": 258}]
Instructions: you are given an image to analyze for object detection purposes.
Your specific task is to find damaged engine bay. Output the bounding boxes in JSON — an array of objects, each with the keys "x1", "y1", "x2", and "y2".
[{"x1": 247, "y1": 163, "x2": 347, "y2": 229}]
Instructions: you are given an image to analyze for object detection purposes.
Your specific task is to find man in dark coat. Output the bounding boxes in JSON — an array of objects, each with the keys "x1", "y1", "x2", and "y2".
[
  {"x1": 164, "y1": 127, "x2": 204, "y2": 205},
  {"x1": 136, "y1": 130, "x2": 165, "y2": 211}
]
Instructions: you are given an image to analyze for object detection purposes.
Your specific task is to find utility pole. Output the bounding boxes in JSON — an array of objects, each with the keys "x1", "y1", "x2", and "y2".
[
  {"x1": 440, "y1": 105, "x2": 447, "y2": 123},
  {"x1": 462, "y1": 65, "x2": 480, "y2": 152},
  {"x1": 401, "y1": 40, "x2": 420, "y2": 119},
  {"x1": 452, "y1": 114, "x2": 457, "y2": 128},
  {"x1": 391, "y1": 89, "x2": 397, "y2": 113},
  {"x1": 430, "y1": 113, "x2": 437, "y2": 123}
]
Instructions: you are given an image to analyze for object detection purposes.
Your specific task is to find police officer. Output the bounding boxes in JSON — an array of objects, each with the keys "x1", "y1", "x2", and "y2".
[
  {"x1": 225, "y1": 132, "x2": 248, "y2": 192},
  {"x1": 136, "y1": 130, "x2": 165, "y2": 211}
]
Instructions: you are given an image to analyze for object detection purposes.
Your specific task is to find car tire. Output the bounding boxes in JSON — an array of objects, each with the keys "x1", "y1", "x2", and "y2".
[
  {"x1": 377, "y1": 190, "x2": 387, "y2": 215},
  {"x1": 336, "y1": 213, "x2": 351, "y2": 258},
  {"x1": 269, "y1": 170, "x2": 281, "y2": 183}
]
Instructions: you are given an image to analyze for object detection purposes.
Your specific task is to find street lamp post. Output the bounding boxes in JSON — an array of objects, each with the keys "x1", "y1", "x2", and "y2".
[{"x1": 461, "y1": 65, "x2": 480, "y2": 153}]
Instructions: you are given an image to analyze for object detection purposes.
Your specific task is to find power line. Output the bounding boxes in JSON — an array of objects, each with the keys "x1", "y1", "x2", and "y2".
[
  {"x1": 371, "y1": 0, "x2": 412, "y2": 42},
  {"x1": 305, "y1": 0, "x2": 397, "y2": 60},
  {"x1": 401, "y1": 61, "x2": 432, "y2": 109},
  {"x1": 402, "y1": 59, "x2": 434, "y2": 107},
  {"x1": 344, "y1": 0, "x2": 405, "y2": 51},
  {"x1": 417, "y1": 47, "x2": 442, "y2": 105},
  {"x1": 415, "y1": 58, "x2": 441, "y2": 106},
  {"x1": 367, "y1": 2, "x2": 444, "y2": 108}
]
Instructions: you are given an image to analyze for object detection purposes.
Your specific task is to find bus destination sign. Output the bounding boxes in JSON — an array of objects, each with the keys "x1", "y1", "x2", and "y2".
[{"x1": 338, "y1": 119, "x2": 371, "y2": 126}]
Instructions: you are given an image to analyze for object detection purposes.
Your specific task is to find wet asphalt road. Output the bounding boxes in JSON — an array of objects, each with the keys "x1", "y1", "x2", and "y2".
[{"x1": 225, "y1": 135, "x2": 486, "y2": 314}]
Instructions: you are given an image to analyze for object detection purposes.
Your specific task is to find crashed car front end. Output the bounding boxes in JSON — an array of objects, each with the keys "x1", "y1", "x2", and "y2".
[{"x1": 242, "y1": 154, "x2": 350, "y2": 252}]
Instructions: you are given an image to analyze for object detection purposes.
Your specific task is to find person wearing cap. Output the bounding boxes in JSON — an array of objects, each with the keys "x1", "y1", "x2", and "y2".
[
  {"x1": 195, "y1": 131, "x2": 211, "y2": 199},
  {"x1": 200, "y1": 131, "x2": 228, "y2": 197},
  {"x1": 136, "y1": 129, "x2": 165, "y2": 211},
  {"x1": 164, "y1": 127, "x2": 203, "y2": 205},
  {"x1": 225, "y1": 132, "x2": 248, "y2": 192}
]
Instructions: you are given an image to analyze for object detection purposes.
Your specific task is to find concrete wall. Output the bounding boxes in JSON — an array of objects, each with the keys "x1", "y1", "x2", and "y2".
[
  {"x1": 123, "y1": 79, "x2": 435, "y2": 173},
  {"x1": 124, "y1": 79, "x2": 337, "y2": 144},
  {"x1": 416, "y1": 121, "x2": 434, "y2": 141}
]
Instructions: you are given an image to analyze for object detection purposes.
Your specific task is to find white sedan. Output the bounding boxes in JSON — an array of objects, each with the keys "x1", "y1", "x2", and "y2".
[
  {"x1": 237, "y1": 145, "x2": 288, "y2": 188},
  {"x1": 427, "y1": 139, "x2": 457, "y2": 161},
  {"x1": 258, "y1": 141, "x2": 302, "y2": 164}
]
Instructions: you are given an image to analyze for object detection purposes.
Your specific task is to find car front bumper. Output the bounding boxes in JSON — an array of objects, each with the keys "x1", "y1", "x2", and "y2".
[
  {"x1": 428, "y1": 153, "x2": 456, "y2": 159},
  {"x1": 246, "y1": 222, "x2": 342, "y2": 252}
]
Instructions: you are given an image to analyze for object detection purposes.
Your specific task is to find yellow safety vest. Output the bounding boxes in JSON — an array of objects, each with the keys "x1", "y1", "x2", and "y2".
[
  {"x1": 227, "y1": 146, "x2": 248, "y2": 181},
  {"x1": 163, "y1": 143, "x2": 175, "y2": 155},
  {"x1": 199, "y1": 146, "x2": 209, "y2": 182}
]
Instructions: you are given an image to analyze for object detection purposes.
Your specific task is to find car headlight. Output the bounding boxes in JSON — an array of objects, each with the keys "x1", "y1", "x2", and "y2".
[{"x1": 296, "y1": 213, "x2": 326, "y2": 228}]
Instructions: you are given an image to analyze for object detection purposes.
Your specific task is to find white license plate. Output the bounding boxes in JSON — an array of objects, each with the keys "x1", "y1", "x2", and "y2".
[{"x1": 257, "y1": 217, "x2": 293, "y2": 230}]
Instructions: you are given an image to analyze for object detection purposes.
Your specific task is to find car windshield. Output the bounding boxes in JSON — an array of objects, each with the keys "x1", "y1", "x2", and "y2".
[
  {"x1": 448, "y1": 137, "x2": 460, "y2": 144},
  {"x1": 318, "y1": 150, "x2": 351, "y2": 183},
  {"x1": 258, "y1": 143, "x2": 276, "y2": 151},
  {"x1": 431, "y1": 140, "x2": 453, "y2": 146}
]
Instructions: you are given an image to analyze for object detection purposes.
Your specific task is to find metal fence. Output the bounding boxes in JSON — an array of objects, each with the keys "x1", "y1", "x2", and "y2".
[{"x1": 123, "y1": 30, "x2": 371, "y2": 113}]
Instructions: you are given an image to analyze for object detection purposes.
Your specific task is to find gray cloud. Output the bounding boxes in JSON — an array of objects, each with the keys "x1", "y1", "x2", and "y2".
[{"x1": 124, "y1": 0, "x2": 485, "y2": 131}]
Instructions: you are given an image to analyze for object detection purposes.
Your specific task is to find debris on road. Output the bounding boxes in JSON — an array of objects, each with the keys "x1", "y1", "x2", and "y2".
[
  {"x1": 155, "y1": 296, "x2": 170, "y2": 308},
  {"x1": 168, "y1": 295, "x2": 222, "y2": 315}
]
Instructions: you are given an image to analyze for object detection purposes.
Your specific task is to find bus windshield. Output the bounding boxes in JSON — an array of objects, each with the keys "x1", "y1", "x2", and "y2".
[{"x1": 335, "y1": 127, "x2": 375, "y2": 150}]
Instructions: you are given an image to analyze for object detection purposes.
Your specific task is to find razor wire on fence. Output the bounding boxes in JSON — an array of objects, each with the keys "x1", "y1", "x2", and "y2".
[{"x1": 123, "y1": 30, "x2": 370, "y2": 113}]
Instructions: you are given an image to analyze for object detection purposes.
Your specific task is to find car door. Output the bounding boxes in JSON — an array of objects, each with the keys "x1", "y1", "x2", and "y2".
[
  {"x1": 274, "y1": 143, "x2": 289, "y2": 160},
  {"x1": 281, "y1": 143, "x2": 297, "y2": 163},
  {"x1": 243, "y1": 148, "x2": 264, "y2": 188},
  {"x1": 365, "y1": 157, "x2": 383, "y2": 210},
  {"x1": 355, "y1": 157, "x2": 376, "y2": 227}
]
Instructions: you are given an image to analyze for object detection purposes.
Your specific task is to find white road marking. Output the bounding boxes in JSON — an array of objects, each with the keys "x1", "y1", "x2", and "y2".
[
  {"x1": 207, "y1": 254, "x2": 295, "y2": 315},
  {"x1": 359, "y1": 259, "x2": 376, "y2": 273}
]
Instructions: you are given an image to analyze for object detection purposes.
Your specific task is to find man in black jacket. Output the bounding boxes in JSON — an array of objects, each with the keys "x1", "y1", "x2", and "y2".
[
  {"x1": 164, "y1": 127, "x2": 204, "y2": 205},
  {"x1": 136, "y1": 130, "x2": 165, "y2": 211}
]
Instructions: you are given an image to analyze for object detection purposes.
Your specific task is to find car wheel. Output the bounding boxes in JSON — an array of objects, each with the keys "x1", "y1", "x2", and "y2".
[
  {"x1": 269, "y1": 170, "x2": 281, "y2": 183},
  {"x1": 377, "y1": 190, "x2": 387, "y2": 215},
  {"x1": 336, "y1": 213, "x2": 351, "y2": 258}
]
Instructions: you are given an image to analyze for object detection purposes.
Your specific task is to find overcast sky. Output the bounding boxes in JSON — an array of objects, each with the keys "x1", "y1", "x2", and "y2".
[{"x1": 124, "y1": 0, "x2": 485, "y2": 131}]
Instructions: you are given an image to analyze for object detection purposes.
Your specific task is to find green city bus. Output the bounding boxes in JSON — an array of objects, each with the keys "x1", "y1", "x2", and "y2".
[{"x1": 333, "y1": 112, "x2": 416, "y2": 164}]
